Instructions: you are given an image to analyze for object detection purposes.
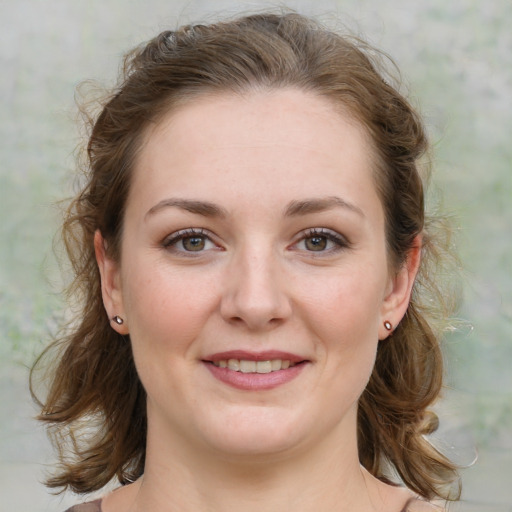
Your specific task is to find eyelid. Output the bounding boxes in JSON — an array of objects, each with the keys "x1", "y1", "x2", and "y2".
[
  {"x1": 291, "y1": 227, "x2": 351, "y2": 253},
  {"x1": 162, "y1": 228, "x2": 222, "y2": 253},
  {"x1": 161, "y1": 227, "x2": 350, "y2": 255}
]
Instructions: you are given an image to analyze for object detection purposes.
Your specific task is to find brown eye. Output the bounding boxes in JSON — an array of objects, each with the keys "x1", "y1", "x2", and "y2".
[
  {"x1": 293, "y1": 228, "x2": 349, "y2": 255},
  {"x1": 182, "y1": 236, "x2": 206, "y2": 251},
  {"x1": 305, "y1": 235, "x2": 328, "y2": 251},
  {"x1": 163, "y1": 229, "x2": 217, "y2": 254}
]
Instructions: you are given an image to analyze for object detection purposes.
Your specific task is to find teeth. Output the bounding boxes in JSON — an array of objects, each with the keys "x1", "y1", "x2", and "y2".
[
  {"x1": 227, "y1": 359, "x2": 240, "y2": 371},
  {"x1": 240, "y1": 360, "x2": 256, "y2": 373},
  {"x1": 212, "y1": 359, "x2": 295, "y2": 373},
  {"x1": 256, "y1": 361, "x2": 272, "y2": 374},
  {"x1": 271, "y1": 359, "x2": 281, "y2": 371}
]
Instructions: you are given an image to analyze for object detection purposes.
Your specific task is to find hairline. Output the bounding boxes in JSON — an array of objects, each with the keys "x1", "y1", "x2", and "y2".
[{"x1": 116, "y1": 84, "x2": 396, "y2": 269}]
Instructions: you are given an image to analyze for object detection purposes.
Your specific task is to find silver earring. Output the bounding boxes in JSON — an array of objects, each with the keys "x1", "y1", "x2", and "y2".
[
  {"x1": 384, "y1": 320, "x2": 393, "y2": 331},
  {"x1": 112, "y1": 315, "x2": 124, "y2": 325}
]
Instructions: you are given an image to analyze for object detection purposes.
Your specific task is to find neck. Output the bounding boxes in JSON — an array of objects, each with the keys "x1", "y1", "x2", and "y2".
[{"x1": 124, "y1": 410, "x2": 391, "y2": 512}]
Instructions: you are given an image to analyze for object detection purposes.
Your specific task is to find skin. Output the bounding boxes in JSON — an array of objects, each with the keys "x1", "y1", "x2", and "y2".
[{"x1": 95, "y1": 89, "x2": 435, "y2": 511}]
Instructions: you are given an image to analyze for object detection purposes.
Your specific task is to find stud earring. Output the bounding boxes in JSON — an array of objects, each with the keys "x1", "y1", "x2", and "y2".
[
  {"x1": 384, "y1": 320, "x2": 393, "y2": 331},
  {"x1": 112, "y1": 315, "x2": 124, "y2": 325}
]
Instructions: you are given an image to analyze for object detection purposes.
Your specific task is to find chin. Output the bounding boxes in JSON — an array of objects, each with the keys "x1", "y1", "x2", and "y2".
[{"x1": 197, "y1": 406, "x2": 309, "y2": 458}]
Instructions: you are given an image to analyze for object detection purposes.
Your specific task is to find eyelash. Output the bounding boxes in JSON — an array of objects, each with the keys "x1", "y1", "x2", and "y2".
[
  {"x1": 162, "y1": 228, "x2": 219, "y2": 255},
  {"x1": 162, "y1": 227, "x2": 349, "y2": 257},
  {"x1": 294, "y1": 228, "x2": 350, "y2": 254}
]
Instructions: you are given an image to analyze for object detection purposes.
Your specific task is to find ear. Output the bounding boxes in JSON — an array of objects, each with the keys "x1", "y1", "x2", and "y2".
[
  {"x1": 94, "y1": 230, "x2": 129, "y2": 334},
  {"x1": 379, "y1": 235, "x2": 422, "y2": 340}
]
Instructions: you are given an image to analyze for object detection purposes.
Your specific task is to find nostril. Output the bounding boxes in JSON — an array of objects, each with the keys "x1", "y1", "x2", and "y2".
[{"x1": 219, "y1": 268, "x2": 292, "y2": 330}]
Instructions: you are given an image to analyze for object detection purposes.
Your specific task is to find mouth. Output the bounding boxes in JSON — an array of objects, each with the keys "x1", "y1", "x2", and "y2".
[
  {"x1": 211, "y1": 358, "x2": 297, "y2": 373},
  {"x1": 202, "y1": 351, "x2": 308, "y2": 390}
]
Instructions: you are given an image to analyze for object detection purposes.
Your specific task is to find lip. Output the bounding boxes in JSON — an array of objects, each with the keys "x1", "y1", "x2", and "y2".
[
  {"x1": 202, "y1": 350, "x2": 309, "y2": 391},
  {"x1": 203, "y1": 350, "x2": 306, "y2": 364}
]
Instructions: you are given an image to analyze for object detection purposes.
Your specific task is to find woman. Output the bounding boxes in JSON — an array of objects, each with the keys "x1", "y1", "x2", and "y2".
[{"x1": 33, "y1": 11, "x2": 460, "y2": 512}]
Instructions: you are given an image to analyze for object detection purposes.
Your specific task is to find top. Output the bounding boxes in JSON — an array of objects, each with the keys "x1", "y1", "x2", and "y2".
[
  {"x1": 64, "y1": 497, "x2": 433, "y2": 511},
  {"x1": 64, "y1": 500, "x2": 101, "y2": 512}
]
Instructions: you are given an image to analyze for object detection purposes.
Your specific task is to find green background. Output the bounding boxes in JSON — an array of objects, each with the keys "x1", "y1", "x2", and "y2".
[{"x1": 1, "y1": 1, "x2": 510, "y2": 510}]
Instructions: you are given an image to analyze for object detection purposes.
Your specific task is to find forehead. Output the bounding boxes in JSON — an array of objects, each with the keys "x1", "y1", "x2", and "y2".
[
  {"x1": 144, "y1": 88, "x2": 368, "y2": 154},
  {"x1": 130, "y1": 88, "x2": 381, "y2": 217}
]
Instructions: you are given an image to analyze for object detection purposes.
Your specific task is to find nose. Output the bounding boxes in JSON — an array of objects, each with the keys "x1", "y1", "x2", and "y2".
[{"x1": 220, "y1": 245, "x2": 292, "y2": 331}]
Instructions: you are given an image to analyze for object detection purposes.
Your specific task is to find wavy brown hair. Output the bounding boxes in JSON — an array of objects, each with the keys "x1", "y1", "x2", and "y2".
[{"x1": 32, "y1": 11, "x2": 460, "y2": 501}]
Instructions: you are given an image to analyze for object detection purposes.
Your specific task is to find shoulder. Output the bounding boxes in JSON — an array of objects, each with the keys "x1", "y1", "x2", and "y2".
[
  {"x1": 64, "y1": 499, "x2": 102, "y2": 512},
  {"x1": 403, "y1": 498, "x2": 446, "y2": 512}
]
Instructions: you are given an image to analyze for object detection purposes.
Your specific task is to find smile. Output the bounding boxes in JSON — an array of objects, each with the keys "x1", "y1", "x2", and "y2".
[
  {"x1": 212, "y1": 359, "x2": 295, "y2": 373},
  {"x1": 204, "y1": 351, "x2": 307, "y2": 390}
]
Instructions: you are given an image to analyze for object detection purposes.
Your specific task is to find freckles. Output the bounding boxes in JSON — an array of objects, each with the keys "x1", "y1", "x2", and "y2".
[
  {"x1": 306, "y1": 278, "x2": 381, "y2": 346},
  {"x1": 130, "y1": 269, "x2": 218, "y2": 343}
]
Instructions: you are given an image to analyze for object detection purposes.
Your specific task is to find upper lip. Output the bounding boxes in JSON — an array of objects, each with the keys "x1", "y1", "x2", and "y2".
[{"x1": 203, "y1": 350, "x2": 307, "y2": 364}]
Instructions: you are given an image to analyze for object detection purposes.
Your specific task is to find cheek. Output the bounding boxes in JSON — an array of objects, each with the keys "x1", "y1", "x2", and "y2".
[
  {"x1": 122, "y1": 261, "x2": 220, "y2": 355},
  {"x1": 299, "y1": 265, "x2": 384, "y2": 387},
  {"x1": 303, "y1": 264, "x2": 385, "y2": 340},
  {"x1": 122, "y1": 263, "x2": 221, "y2": 407}
]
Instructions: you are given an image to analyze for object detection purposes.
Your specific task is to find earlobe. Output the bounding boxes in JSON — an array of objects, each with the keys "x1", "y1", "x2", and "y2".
[
  {"x1": 94, "y1": 230, "x2": 128, "y2": 334},
  {"x1": 379, "y1": 235, "x2": 422, "y2": 340}
]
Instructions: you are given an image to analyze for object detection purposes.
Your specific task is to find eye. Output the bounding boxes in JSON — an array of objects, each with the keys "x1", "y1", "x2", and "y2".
[
  {"x1": 304, "y1": 235, "x2": 329, "y2": 251},
  {"x1": 294, "y1": 228, "x2": 349, "y2": 253},
  {"x1": 181, "y1": 235, "x2": 208, "y2": 251},
  {"x1": 163, "y1": 228, "x2": 218, "y2": 253}
]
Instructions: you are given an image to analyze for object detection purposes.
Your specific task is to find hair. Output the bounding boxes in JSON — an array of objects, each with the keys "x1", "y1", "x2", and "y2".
[{"x1": 32, "y1": 11, "x2": 460, "y2": 501}]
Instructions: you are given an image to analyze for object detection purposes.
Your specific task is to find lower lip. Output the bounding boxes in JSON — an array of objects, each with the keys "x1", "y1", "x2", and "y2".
[{"x1": 204, "y1": 362, "x2": 307, "y2": 390}]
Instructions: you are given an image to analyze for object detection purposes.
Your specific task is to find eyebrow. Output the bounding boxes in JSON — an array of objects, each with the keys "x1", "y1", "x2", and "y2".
[
  {"x1": 145, "y1": 195, "x2": 364, "y2": 221},
  {"x1": 284, "y1": 196, "x2": 365, "y2": 218},
  {"x1": 145, "y1": 198, "x2": 228, "y2": 220}
]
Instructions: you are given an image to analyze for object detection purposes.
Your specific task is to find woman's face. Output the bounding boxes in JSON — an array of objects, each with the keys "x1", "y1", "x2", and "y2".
[{"x1": 98, "y1": 89, "x2": 417, "y2": 460}]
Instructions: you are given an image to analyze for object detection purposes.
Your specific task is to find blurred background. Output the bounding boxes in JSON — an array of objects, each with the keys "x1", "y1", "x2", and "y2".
[{"x1": 1, "y1": 0, "x2": 510, "y2": 510}]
